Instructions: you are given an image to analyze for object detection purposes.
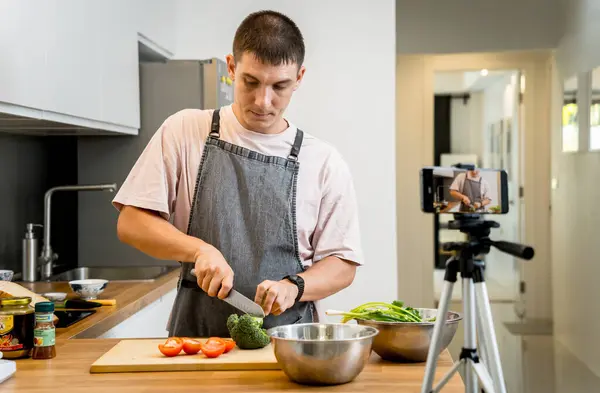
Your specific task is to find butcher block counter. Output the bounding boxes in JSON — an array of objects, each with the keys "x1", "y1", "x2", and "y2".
[
  {"x1": 17, "y1": 268, "x2": 180, "y2": 340},
  {"x1": 4, "y1": 339, "x2": 464, "y2": 392},
  {"x1": 4, "y1": 272, "x2": 463, "y2": 392}
]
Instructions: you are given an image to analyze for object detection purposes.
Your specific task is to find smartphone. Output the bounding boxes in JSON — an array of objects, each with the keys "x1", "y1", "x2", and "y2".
[{"x1": 420, "y1": 166, "x2": 509, "y2": 214}]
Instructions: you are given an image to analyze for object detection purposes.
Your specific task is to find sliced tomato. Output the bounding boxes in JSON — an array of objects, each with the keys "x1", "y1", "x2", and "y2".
[
  {"x1": 182, "y1": 337, "x2": 202, "y2": 355},
  {"x1": 200, "y1": 340, "x2": 226, "y2": 358},
  {"x1": 222, "y1": 339, "x2": 236, "y2": 353},
  {"x1": 205, "y1": 337, "x2": 235, "y2": 353},
  {"x1": 206, "y1": 337, "x2": 225, "y2": 345},
  {"x1": 158, "y1": 337, "x2": 183, "y2": 357}
]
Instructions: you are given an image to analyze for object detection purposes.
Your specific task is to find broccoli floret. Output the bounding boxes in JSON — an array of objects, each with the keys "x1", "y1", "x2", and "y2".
[{"x1": 227, "y1": 313, "x2": 270, "y2": 349}]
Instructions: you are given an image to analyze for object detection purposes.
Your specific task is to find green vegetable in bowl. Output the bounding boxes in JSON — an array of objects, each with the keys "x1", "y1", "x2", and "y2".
[
  {"x1": 331, "y1": 300, "x2": 436, "y2": 323},
  {"x1": 226, "y1": 314, "x2": 270, "y2": 349}
]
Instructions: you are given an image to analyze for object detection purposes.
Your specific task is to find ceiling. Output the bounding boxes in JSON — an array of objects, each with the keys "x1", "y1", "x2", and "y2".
[{"x1": 434, "y1": 70, "x2": 517, "y2": 94}]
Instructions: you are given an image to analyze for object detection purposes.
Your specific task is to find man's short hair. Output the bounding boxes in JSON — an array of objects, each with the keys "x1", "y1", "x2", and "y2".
[{"x1": 233, "y1": 10, "x2": 305, "y2": 67}]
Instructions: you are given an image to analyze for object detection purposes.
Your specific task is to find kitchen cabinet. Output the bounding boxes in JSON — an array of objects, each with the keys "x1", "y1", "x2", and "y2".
[
  {"x1": 0, "y1": 1, "x2": 50, "y2": 111},
  {"x1": 0, "y1": 0, "x2": 177, "y2": 135},
  {"x1": 97, "y1": 288, "x2": 177, "y2": 339}
]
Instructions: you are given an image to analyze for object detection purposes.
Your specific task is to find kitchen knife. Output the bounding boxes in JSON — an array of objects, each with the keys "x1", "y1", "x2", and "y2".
[
  {"x1": 190, "y1": 268, "x2": 265, "y2": 318},
  {"x1": 54, "y1": 299, "x2": 102, "y2": 309}
]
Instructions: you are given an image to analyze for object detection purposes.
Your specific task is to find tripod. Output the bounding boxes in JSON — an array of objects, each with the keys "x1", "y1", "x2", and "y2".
[{"x1": 421, "y1": 214, "x2": 535, "y2": 393}]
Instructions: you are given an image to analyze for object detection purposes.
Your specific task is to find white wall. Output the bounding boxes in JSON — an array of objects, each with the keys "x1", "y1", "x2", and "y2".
[
  {"x1": 174, "y1": 0, "x2": 398, "y2": 316},
  {"x1": 450, "y1": 92, "x2": 483, "y2": 159},
  {"x1": 552, "y1": 0, "x2": 600, "y2": 377},
  {"x1": 396, "y1": 0, "x2": 563, "y2": 54}
]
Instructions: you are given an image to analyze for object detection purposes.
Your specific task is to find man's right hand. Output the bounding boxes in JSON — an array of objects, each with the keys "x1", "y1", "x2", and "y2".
[
  {"x1": 462, "y1": 196, "x2": 471, "y2": 206},
  {"x1": 193, "y1": 245, "x2": 234, "y2": 299}
]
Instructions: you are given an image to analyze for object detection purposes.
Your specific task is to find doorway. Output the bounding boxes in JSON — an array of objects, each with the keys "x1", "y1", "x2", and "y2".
[
  {"x1": 395, "y1": 50, "x2": 552, "y2": 321},
  {"x1": 432, "y1": 69, "x2": 524, "y2": 303}
]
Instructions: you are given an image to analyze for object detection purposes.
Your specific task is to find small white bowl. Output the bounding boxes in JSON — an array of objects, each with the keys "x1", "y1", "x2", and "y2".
[
  {"x1": 0, "y1": 270, "x2": 14, "y2": 281},
  {"x1": 42, "y1": 292, "x2": 67, "y2": 302},
  {"x1": 69, "y1": 279, "x2": 109, "y2": 300}
]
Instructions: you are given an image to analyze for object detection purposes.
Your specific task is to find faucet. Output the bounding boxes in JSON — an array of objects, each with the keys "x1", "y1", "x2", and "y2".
[{"x1": 38, "y1": 183, "x2": 117, "y2": 280}]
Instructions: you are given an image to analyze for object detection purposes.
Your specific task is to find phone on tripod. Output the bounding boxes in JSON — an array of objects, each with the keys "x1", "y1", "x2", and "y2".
[{"x1": 420, "y1": 166, "x2": 509, "y2": 214}]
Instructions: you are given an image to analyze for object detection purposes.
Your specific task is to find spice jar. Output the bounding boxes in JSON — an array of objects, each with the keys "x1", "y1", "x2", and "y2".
[
  {"x1": 0, "y1": 296, "x2": 35, "y2": 359},
  {"x1": 31, "y1": 301, "x2": 56, "y2": 359}
]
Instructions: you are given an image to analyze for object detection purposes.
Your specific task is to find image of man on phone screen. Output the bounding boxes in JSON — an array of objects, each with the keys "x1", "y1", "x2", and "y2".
[{"x1": 449, "y1": 169, "x2": 492, "y2": 212}]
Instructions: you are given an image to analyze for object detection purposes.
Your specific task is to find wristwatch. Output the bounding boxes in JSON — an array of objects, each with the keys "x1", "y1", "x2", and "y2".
[{"x1": 284, "y1": 274, "x2": 304, "y2": 303}]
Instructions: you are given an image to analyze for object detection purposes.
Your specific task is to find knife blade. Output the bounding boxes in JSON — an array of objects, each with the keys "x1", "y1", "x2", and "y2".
[{"x1": 190, "y1": 268, "x2": 265, "y2": 318}]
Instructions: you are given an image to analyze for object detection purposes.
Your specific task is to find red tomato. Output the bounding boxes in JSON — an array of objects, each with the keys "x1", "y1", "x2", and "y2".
[
  {"x1": 158, "y1": 337, "x2": 183, "y2": 357},
  {"x1": 201, "y1": 339, "x2": 226, "y2": 358},
  {"x1": 205, "y1": 337, "x2": 235, "y2": 353},
  {"x1": 223, "y1": 339, "x2": 236, "y2": 353},
  {"x1": 182, "y1": 337, "x2": 202, "y2": 355}
]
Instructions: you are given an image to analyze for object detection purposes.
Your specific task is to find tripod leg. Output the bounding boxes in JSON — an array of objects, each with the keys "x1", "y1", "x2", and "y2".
[
  {"x1": 477, "y1": 305, "x2": 492, "y2": 370},
  {"x1": 474, "y1": 281, "x2": 507, "y2": 393},
  {"x1": 421, "y1": 264, "x2": 457, "y2": 393},
  {"x1": 471, "y1": 361, "x2": 496, "y2": 393},
  {"x1": 431, "y1": 359, "x2": 464, "y2": 393},
  {"x1": 463, "y1": 278, "x2": 478, "y2": 393}
]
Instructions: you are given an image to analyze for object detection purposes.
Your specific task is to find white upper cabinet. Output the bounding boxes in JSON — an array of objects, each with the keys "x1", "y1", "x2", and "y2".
[
  {"x1": 0, "y1": 0, "x2": 177, "y2": 135},
  {"x1": 0, "y1": 1, "x2": 50, "y2": 111}
]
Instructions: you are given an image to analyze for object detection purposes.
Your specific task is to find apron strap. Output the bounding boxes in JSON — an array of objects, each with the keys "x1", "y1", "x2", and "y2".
[
  {"x1": 210, "y1": 109, "x2": 221, "y2": 138},
  {"x1": 288, "y1": 129, "x2": 304, "y2": 161}
]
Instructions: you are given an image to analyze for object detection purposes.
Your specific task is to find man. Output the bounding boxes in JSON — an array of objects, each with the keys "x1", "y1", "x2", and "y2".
[
  {"x1": 112, "y1": 10, "x2": 362, "y2": 338},
  {"x1": 449, "y1": 169, "x2": 491, "y2": 212}
]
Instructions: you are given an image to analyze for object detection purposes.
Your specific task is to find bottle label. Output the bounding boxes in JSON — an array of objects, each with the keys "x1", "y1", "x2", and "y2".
[
  {"x1": 35, "y1": 314, "x2": 53, "y2": 323},
  {"x1": 0, "y1": 315, "x2": 14, "y2": 335},
  {"x1": 34, "y1": 328, "x2": 55, "y2": 347}
]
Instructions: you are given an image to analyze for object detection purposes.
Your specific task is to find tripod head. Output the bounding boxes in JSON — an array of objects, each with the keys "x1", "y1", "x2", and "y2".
[{"x1": 442, "y1": 214, "x2": 535, "y2": 261}]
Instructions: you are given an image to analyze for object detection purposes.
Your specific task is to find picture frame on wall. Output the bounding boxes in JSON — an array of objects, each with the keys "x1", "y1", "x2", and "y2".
[{"x1": 504, "y1": 118, "x2": 512, "y2": 180}]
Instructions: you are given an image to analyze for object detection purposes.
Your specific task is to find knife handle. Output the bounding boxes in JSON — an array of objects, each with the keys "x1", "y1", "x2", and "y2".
[{"x1": 93, "y1": 299, "x2": 116, "y2": 306}]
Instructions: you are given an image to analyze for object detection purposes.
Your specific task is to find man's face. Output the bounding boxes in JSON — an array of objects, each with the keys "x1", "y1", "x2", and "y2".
[
  {"x1": 469, "y1": 169, "x2": 480, "y2": 177},
  {"x1": 226, "y1": 52, "x2": 305, "y2": 133}
]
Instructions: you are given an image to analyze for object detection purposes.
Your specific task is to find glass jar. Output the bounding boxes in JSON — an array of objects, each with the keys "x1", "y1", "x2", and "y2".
[
  {"x1": 0, "y1": 296, "x2": 35, "y2": 359},
  {"x1": 31, "y1": 301, "x2": 56, "y2": 359}
]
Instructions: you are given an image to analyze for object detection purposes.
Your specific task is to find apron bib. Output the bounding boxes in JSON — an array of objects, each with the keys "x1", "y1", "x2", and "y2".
[
  {"x1": 459, "y1": 175, "x2": 482, "y2": 212},
  {"x1": 167, "y1": 109, "x2": 315, "y2": 337}
]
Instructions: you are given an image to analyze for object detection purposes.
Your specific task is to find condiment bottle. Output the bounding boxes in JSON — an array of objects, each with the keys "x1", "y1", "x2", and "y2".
[
  {"x1": 0, "y1": 296, "x2": 34, "y2": 359},
  {"x1": 31, "y1": 301, "x2": 56, "y2": 359}
]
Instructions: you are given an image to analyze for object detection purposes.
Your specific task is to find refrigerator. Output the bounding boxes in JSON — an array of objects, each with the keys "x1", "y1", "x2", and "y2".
[{"x1": 76, "y1": 58, "x2": 234, "y2": 268}]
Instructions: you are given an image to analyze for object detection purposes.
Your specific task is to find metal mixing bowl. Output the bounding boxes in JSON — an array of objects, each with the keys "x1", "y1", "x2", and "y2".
[
  {"x1": 267, "y1": 323, "x2": 379, "y2": 385},
  {"x1": 356, "y1": 308, "x2": 462, "y2": 362}
]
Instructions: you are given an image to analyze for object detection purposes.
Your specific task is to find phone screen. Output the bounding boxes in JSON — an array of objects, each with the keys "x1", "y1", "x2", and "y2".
[{"x1": 420, "y1": 167, "x2": 509, "y2": 214}]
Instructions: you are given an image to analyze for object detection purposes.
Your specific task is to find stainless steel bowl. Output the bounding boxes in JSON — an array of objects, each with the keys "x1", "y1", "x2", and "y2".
[
  {"x1": 356, "y1": 308, "x2": 461, "y2": 362},
  {"x1": 267, "y1": 323, "x2": 379, "y2": 385}
]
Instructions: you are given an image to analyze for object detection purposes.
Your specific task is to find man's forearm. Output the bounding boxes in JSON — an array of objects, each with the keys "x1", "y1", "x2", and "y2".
[
  {"x1": 116, "y1": 205, "x2": 208, "y2": 263},
  {"x1": 449, "y1": 190, "x2": 465, "y2": 202},
  {"x1": 296, "y1": 256, "x2": 357, "y2": 302}
]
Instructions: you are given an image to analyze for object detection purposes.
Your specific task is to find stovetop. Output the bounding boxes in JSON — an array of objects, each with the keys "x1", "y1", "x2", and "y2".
[{"x1": 54, "y1": 310, "x2": 96, "y2": 328}]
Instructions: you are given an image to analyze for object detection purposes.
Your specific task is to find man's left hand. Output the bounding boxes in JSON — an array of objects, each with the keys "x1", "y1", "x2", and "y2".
[{"x1": 255, "y1": 279, "x2": 298, "y2": 316}]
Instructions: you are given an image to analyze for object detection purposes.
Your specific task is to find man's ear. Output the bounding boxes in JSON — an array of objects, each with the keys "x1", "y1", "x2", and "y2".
[
  {"x1": 226, "y1": 54, "x2": 236, "y2": 80},
  {"x1": 294, "y1": 65, "x2": 306, "y2": 91}
]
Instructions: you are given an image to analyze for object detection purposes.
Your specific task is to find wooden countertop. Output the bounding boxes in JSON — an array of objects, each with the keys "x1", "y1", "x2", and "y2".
[
  {"x1": 17, "y1": 269, "x2": 180, "y2": 339},
  {"x1": 4, "y1": 339, "x2": 464, "y2": 392}
]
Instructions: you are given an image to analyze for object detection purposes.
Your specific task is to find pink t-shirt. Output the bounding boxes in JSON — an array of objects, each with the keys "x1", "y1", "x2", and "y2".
[{"x1": 112, "y1": 104, "x2": 363, "y2": 270}]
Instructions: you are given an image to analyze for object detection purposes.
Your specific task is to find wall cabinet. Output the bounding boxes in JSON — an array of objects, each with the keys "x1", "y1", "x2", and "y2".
[{"x1": 0, "y1": 1, "x2": 175, "y2": 135}]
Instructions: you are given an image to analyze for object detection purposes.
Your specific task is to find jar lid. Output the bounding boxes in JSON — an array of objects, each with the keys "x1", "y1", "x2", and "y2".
[
  {"x1": 0, "y1": 296, "x2": 32, "y2": 307},
  {"x1": 35, "y1": 301, "x2": 55, "y2": 313}
]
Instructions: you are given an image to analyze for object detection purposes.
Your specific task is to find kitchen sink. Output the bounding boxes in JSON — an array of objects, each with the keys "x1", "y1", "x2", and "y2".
[{"x1": 48, "y1": 265, "x2": 179, "y2": 282}]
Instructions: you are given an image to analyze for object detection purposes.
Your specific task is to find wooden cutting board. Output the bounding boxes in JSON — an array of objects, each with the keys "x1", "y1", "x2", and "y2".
[{"x1": 90, "y1": 339, "x2": 280, "y2": 373}]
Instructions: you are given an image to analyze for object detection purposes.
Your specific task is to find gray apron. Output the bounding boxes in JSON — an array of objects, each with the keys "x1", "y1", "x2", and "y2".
[
  {"x1": 459, "y1": 174, "x2": 482, "y2": 212},
  {"x1": 167, "y1": 109, "x2": 315, "y2": 337}
]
